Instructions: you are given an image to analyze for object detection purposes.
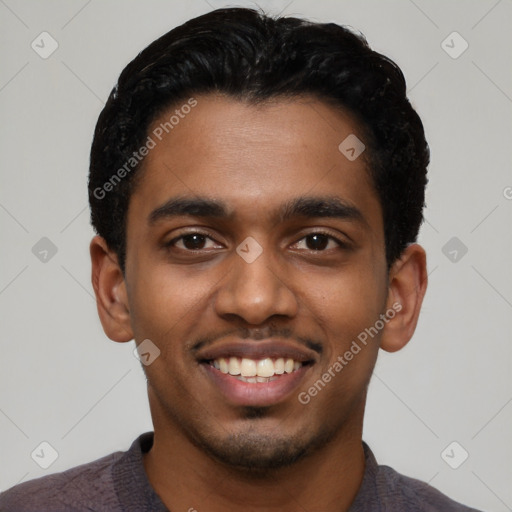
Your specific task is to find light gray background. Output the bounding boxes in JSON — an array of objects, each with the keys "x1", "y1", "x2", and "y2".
[{"x1": 1, "y1": 0, "x2": 511, "y2": 510}]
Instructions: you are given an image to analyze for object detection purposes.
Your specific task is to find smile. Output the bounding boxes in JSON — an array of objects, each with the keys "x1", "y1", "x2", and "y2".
[
  {"x1": 196, "y1": 339, "x2": 318, "y2": 406},
  {"x1": 210, "y1": 357, "x2": 303, "y2": 383}
]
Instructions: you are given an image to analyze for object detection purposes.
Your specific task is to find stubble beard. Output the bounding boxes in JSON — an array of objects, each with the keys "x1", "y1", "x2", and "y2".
[{"x1": 182, "y1": 405, "x2": 338, "y2": 475}]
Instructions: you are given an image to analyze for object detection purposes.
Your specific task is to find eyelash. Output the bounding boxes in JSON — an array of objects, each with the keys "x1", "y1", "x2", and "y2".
[{"x1": 165, "y1": 230, "x2": 348, "y2": 253}]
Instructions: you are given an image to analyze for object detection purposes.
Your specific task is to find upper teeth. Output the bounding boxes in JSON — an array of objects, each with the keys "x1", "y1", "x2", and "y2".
[{"x1": 212, "y1": 357, "x2": 302, "y2": 378}]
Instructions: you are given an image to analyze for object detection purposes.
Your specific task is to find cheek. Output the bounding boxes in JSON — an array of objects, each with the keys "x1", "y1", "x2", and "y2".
[
  {"x1": 126, "y1": 259, "x2": 207, "y2": 344},
  {"x1": 297, "y1": 270, "x2": 383, "y2": 413},
  {"x1": 299, "y1": 263, "x2": 387, "y2": 340}
]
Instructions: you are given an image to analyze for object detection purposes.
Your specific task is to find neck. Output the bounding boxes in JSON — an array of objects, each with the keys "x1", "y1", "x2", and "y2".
[{"x1": 143, "y1": 405, "x2": 366, "y2": 512}]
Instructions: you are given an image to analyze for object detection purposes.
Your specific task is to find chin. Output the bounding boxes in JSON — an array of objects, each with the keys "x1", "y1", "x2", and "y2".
[{"x1": 190, "y1": 415, "x2": 335, "y2": 472}]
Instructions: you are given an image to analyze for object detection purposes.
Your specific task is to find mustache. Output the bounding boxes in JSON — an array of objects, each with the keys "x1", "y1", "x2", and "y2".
[{"x1": 190, "y1": 324, "x2": 323, "y2": 355}]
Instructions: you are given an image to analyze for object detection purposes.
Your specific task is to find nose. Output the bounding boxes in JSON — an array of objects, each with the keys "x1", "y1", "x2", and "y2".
[{"x1": 214, "y1": 244, "x2": 298, "y2": 325}]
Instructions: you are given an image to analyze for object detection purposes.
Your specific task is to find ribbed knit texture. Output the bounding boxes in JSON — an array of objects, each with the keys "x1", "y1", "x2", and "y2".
[{"x1": 0, "y1": 433, "x2": 481, "y2": 511}]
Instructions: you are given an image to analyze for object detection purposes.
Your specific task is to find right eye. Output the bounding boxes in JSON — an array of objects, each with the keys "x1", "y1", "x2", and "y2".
[{"x1": 165, "y1": 232, "x2": 223, "y2": 252}]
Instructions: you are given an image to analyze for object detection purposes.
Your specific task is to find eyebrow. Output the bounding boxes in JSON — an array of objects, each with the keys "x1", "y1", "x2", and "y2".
[{"x1": 148, "y1": 195, "x2": 366, "y2": 226}]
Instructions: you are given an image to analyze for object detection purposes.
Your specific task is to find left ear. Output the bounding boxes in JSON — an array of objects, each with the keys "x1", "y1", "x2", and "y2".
[{"x1": 380, "y1": 243, "x2": 428, "y2": 353}]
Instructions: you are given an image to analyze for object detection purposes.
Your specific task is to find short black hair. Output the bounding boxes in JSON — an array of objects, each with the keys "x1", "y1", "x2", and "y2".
[{"x1": 89, "y1": 7, "x2": 429, "y2": 271}]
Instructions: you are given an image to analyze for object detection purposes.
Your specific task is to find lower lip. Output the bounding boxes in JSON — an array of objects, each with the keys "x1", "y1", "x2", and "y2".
[{"x1": 202, "y1": 363, "x2": 311, "y2": 407}]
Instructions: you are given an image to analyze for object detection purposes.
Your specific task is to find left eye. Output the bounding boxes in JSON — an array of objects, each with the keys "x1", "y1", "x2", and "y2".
[{"x1": 293, "y1": 233, "x2": 342, "y2": 251}]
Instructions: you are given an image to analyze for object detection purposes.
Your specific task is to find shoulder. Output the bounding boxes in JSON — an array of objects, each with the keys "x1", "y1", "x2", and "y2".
[
  {"x1": 352, "y1": 443, "x2": 482, "y2": 511},
  {"x1": 374, "y1": 463, "x2": 481, "y2": 511},
  {"x1": 0, "y1": 450, "x2": 123, "y2": 512}
]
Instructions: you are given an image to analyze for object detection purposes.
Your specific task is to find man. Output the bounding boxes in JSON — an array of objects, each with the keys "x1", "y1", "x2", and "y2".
[{"x1": 0, "y1": 7, "x2": 481, "y2": 512}]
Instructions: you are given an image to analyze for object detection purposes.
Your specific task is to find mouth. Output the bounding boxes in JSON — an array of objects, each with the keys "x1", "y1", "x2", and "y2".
[
  {"x1": 196, "y1": 341, "x2": 317, "y2": 407},
  {"x1": 208, "y1": 356, "x2": 307, "y2": 383}
]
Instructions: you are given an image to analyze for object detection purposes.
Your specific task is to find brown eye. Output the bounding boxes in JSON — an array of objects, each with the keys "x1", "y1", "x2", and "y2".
[
  {"x1": 166, "y1": 231, "x2": 221, "y2": 252},
  {"x1": 305, "y1": 234, "x2": 329, "y2": 251},
  {"x1": 293, "y1": 232, "x2": 343, "y2": 252},
  {"x1": 180, "y1": 233, "x2": 208, "y2": 250}
]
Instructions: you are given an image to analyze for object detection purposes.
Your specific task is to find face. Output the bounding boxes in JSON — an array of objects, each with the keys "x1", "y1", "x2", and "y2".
[{"x1": 122, "y1": 94, "x2": 391, "y2": 469}]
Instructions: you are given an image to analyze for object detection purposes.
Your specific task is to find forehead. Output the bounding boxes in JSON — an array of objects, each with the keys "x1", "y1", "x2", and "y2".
[{"x1": 129, "y1": 93, "x2": 381, "y2": 230}]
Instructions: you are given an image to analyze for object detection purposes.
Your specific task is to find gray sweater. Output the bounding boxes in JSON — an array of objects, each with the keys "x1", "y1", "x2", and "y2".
[{"x1": 0, "y1": 433, "x2": 482, "y2": 511}]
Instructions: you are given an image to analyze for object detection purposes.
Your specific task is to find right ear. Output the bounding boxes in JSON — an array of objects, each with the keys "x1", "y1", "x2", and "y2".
[{"x1": 90, "y1": 235, "x2": 133, "y2": 343}]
